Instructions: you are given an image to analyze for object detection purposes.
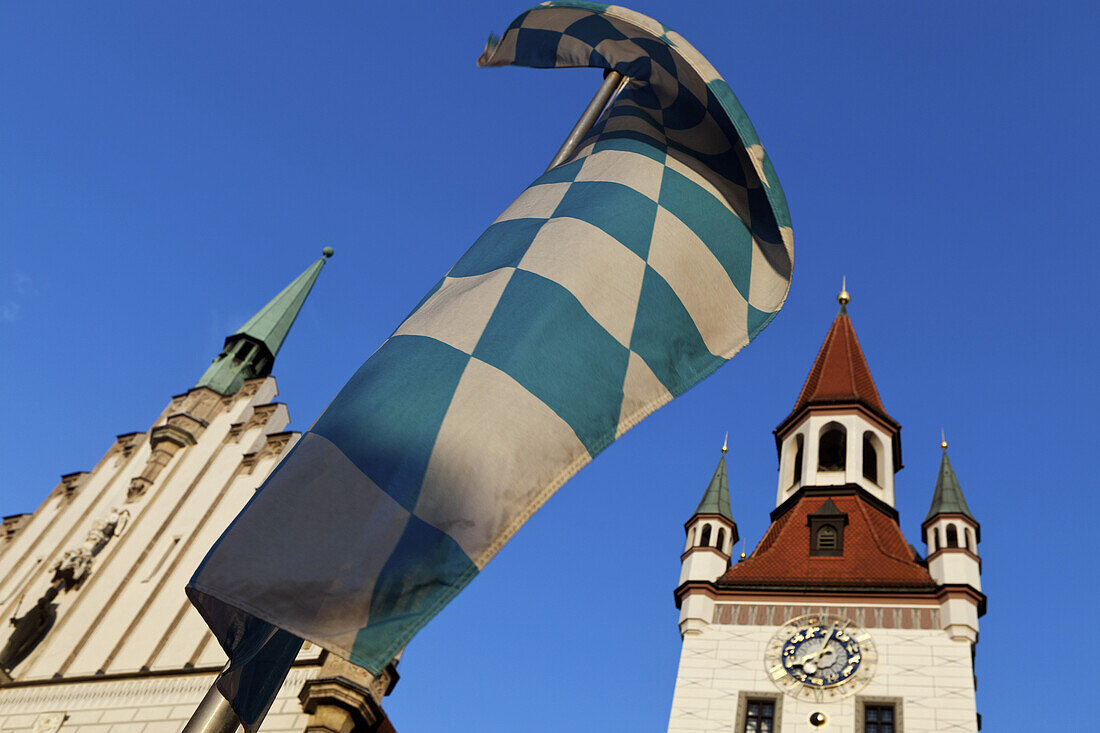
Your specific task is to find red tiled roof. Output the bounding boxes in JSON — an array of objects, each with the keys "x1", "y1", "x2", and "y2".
[
  {"x1": 718, "y1": 493, "x2": 935, "y2": 589},
  {"x1": 781, "y1": 307, "x2": 895, "y2": 429}
]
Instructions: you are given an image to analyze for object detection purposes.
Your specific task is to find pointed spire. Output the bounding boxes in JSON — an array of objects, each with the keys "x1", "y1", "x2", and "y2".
[
  {"x1": 695, "y1": 448, "x2": 733, "y2": 522},
  {"x1": 781, "y1": 288, "x2": 895, "y2": 428},
  {"x1": 233, "y1": 249, "x2": 331, "y2": 361},
  {"x1": 925, "y1": 445, "x2": 975, "y2": 522},
  {"x1": 195, "y1": 249, "x2": 331, "y2": 395}
]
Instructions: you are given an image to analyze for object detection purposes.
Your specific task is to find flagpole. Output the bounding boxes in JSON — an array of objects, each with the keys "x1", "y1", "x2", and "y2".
[
  {"x1": 545, "y1": 69, "x2": 626, "y2": 171},
  {"x1": 182, "y1": 677, "x2": 242, "y2": 733}
]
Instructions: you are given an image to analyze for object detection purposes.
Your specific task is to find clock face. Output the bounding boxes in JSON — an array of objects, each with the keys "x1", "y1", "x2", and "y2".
[{"x1": 763, "y1": 614, "x2": 877, "y2": 702}]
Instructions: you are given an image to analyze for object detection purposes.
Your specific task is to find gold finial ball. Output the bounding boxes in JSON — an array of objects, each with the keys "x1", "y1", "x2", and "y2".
[
  {"x1": 837, "y1": 288, "x2": 850, "y2": 305},
  {"x1": 941, "y1": 439, "x2": 948, "y2": 450},
  {"x1": 739, "y1": 552, "x2": 747, "y2": 560},
  {"x1": 322, "y1": 246, "x2": 334, "y2": 258}
]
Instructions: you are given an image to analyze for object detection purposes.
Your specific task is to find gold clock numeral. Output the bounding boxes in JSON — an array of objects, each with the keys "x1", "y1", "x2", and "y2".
[{"x1": 770, "y1": 666, "x2": 787, "y2": 680}]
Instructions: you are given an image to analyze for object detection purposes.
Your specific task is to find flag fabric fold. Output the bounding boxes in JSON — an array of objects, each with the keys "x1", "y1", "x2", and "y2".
[{"x1": 187, "y1": 2, "x2": 792, "y2": 727}]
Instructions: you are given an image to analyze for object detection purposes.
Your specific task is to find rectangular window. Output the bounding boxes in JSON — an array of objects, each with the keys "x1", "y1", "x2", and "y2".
[
  {"x1": 745, "y1": 700, "x2": 775, "y2": 733},
  {"x1": 865, "y1": 704, "x2": 895, "y2": 733}
]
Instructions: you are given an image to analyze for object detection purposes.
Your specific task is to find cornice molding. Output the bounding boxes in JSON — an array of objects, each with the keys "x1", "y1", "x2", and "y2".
[
  {"x1": 771, "y1": 484, "x2": 898, "y2": 523},
  {"x1": 679, "y1": 546, "x2": 731, "y2": 563}
]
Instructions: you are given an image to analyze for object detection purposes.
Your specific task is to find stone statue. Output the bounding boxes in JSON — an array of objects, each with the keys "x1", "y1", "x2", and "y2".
[
  {"x1": 49, "y1": 508, "x2": 128, "y2": 589},
  {"x1": 50, "y1": 548, "x2": 92, "y2": 589},
  {"x1": 0, "y1": 585, "x2": 59, "y2": 679}
]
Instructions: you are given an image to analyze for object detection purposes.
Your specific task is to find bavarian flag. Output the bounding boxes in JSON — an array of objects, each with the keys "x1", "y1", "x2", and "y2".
[{"x1": 187, "y1": 3, "x2": 792, "y2": 728}]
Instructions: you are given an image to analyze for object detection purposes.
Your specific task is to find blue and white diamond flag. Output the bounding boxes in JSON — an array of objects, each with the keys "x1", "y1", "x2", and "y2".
[{"x1": 187, "y1": 2, "x2": 792, "y2": 728}]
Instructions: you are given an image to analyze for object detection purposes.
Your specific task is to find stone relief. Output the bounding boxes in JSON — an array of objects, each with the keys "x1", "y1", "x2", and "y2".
[
  {"x1": 49, "y1": 508, "x2": 129, "y2": 590},
  {"x1": 0, "y1": 507, "x2": 131, "y2": 680},
  {"x1": 258, "y1": 432, "x2": 292, "y2": 460},
  {"x1": 31, "y1": 712, "x2": 67, "y2": 733}
]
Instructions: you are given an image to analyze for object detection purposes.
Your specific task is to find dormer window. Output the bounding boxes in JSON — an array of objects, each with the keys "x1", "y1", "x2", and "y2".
[
  {"x1": 808, "y1": 498, "x2": 848, "y2": 556},
  {"x1": 818, "y1": 424, "x2": 846, "y2": 471}
]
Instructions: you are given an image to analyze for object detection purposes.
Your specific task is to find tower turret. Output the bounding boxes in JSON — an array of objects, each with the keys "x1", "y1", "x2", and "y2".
[
  {"x1": 676, "y1": 438, "x2": 738, "y2": 636},
  {"x1": 196, "y1": 248, "x2": 333, "y2": 396},
  {"x1": 668, "y1": 289, "x2": 985, "y2": 733},
  {"x1": 772, "y1": 285, "x2": 902, "y2": 508},
  {"x1": 922, "y1": 436, "x2": 983, "y2": 642}
]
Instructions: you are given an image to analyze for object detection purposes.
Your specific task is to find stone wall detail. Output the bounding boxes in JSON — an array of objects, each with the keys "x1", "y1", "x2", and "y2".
[{"x1": 712, "y1": 603, "x2": 941, "y2": 630}]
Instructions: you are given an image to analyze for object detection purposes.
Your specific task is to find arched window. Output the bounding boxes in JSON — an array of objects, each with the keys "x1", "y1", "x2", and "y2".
[
  {"x1": 700, "y1": 524, "x2": 712, "y2": 547},
  {"x1": 818, "y1": 424, "x2": 846, "y2": 471},
  {"x1": 792, "y1": 434, "x2": 804, "y2": 485},
  {"x1": 816, "y1": 525, "x2": 838, "y2": 550},
  {"x1": 965, "y1": 528, "x2": 974, "y2": 551},
  {"x1": 716, "y1": 528, "x2": 726, "y2": 553},
  {"x1": 862, "y1": 432, "x2": 878, "y2": 483},
  {"x1": 946, "y1": 524, "x2": 958, "y2": 548},
  {"x1": 687, "y1": 527, "x2": 695, "y2": 550},
  {"x1": 933, "y1": 527, "x2": 940, "y2": 551}
]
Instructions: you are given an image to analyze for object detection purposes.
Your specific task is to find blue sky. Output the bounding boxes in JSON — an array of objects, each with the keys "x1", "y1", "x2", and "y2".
[{"x1": 1, "y1": 1, "x2": 1096, "y2": 729}]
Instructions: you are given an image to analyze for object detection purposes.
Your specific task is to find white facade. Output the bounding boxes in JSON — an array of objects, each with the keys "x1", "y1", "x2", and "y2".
[
  {"x1": 0, "y1": 376, "x2": 394, "y2": 731},
  {"x1": 668, "y1": 603, "x2": 978, "y2": 733}
]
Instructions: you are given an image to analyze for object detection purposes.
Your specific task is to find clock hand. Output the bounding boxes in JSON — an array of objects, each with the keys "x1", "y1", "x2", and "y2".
[{"x1": 812, "y1": 623, "x2": 839, "y2": 665}]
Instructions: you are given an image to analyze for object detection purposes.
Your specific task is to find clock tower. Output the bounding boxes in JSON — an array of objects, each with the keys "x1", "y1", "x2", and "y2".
[{"x1": 668, "y1": 290, "x2": 984, "y2": 732}]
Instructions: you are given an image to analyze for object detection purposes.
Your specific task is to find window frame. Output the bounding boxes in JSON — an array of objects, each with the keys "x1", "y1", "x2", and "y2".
[
  {"x1": 855, "y1": 696, "x2": 903, "y2": 733},
  {"x1": 734, "y1": 691, "x2": 782, "y2": 733},
  {"x1": 862, "y1": 431, "x2": 880, "y2": 484}
]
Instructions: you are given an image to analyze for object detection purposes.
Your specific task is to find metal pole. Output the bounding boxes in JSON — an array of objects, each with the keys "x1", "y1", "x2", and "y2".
[
  {"x1": 182, "y1": 678, "x2": 243, "y2": 733},
  {"x1": 545, "y1": 70, "x2": 626, "y2": 172}
]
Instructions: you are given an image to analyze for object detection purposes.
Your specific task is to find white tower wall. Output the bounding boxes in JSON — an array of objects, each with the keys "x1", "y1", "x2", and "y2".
[
  {"x1": 776, "y1": 411, "x2": 896, "y2": 508},
  {"x1": 668, "y1": 602, "x2": 978, "y2": 733}
]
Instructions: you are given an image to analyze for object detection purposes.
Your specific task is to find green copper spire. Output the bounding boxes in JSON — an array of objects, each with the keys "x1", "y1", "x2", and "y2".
[
  {"x1": 695, "y1": 445, "x2": 733, "y2": 522},
  {"x1": 234, "y1": 251, "x2": 330, "y2": 359},
  {"x1": 196, "y1": 249, "x2": 332, "y2": 396},
  {"x1": 925, "y1": 447, "x2": 975, "y2": 522}
]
